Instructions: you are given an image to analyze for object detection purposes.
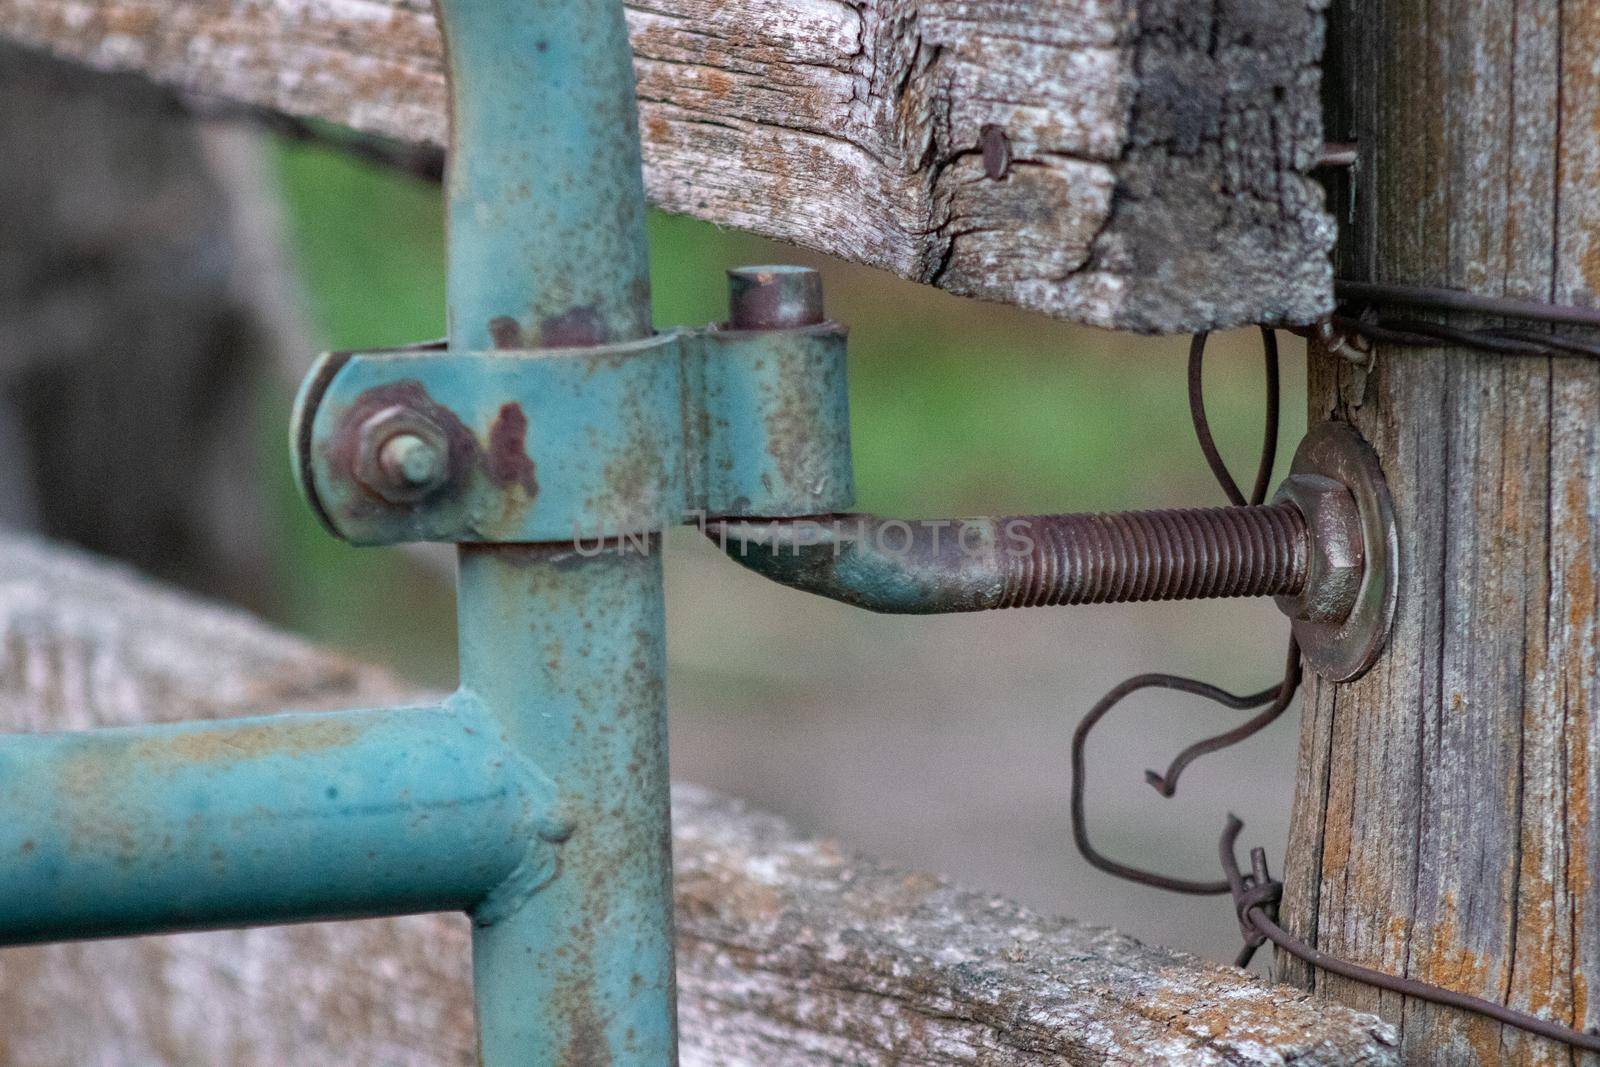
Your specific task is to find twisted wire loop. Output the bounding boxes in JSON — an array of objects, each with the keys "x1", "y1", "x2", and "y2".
[
  {"x1": 1071, "y1": 325, "x2": 1600, "y2": 1052},
  {"x1": 1323, "y1": 279, "x2": 1600, "y2": 360},
  {"x1": 1189, "y1": 327, "x2": 1281, "y2": 507},
  {"x1": 1219, "y1": 817, "x2": 1600, "y2": 1052},
  {"x1": 178, "y1": 62, "x2": 1600, "y2": 1052},
  {"x1": 1069, "y1": 328, "x2": 1300, "y2": 895}
]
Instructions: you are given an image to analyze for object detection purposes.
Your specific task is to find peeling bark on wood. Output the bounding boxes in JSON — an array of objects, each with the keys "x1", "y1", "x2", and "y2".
[
  {"x1": 1281, "y1": 1, "x2": 1600, "y2": 1063},
  {"x1": 0, "y1": 0, "x2": 1334, "y2": 333},
  {"x1": 0, "y1": 533, "x2": 1399, "y2": 1064}
]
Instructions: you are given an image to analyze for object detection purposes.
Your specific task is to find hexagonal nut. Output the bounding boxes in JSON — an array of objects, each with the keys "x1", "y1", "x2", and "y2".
[
  {"x1": 354, "y1": 406, "x2": 453, "y2": 504},
  {"x1": 1272, "y1": 473, "x2": 1365, "y2": 623}
]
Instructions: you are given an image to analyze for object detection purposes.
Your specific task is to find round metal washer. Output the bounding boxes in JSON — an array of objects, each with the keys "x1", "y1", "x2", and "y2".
[{"x1": 1284, "y1": 422, "x2": 1398, "y2": 682}]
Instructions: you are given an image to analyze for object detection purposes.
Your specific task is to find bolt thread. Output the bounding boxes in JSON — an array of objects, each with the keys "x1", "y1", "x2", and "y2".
[{"x1": 997, "y1": 504, "x2": 1307, "y2": 608}]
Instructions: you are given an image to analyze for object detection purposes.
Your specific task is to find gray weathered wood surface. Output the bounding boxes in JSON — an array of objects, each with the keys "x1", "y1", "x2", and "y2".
[
  {"x1": 1281, "y1": 1, "x2": 1600, "y2": 1063},
  {"x1": 0, "y1": 532, "x2": 1399, "y2": 1064},
  {"x1": 0, "y1": 0, "x2": 1335, "y2": 334}
]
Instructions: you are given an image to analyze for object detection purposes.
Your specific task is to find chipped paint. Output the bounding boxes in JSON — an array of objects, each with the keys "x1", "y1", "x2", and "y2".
[
  {"x1": 485, "y1": 402, "x2": 539, "y2": 495},
  {"x1": 298, "y1": 324, "x2": 855, "y2": 543}
]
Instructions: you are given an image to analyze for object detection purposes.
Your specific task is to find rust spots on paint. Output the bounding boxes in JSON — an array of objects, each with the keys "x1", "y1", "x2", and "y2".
[
  {"x1": 541, "y1": 306, "x2": 610, "y2": 348},
  {"x1": 136, "y1": 719, "x2": 364, "y2": 765},
  {"x1": 558, "y1": 996, "x2": 613, "y2": 1067},
  {"x1": 489, "y1": 316, "x2": 524, "y2": 349},
  {"x1": 53, "y1": 719, "x2": 361, "y2": 867},
  {"x1": 486, "y1": 402, "x2": 539, "y2": 495},
  {"x1": 326, "y1": 379, "x2": 479, "y2": 514}
]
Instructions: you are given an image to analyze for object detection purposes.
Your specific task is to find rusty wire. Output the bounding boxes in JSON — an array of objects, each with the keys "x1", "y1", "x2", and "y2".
[
  {"x1": 1188, "y1": 327, "x2": 1280, "y2": 508},
  {"x1": 1325, "y1": 280, "x2": 1600, "y2": 360},
  {"x1": 1219, "y1": 816, "x2": 1600, "y2": 1052},
  {"x1": 1069, "y1": 328, "x2": 1301, "y2": 896},
  {"x1": 1072, "y1": 323, "x2": 1600, "y2": 1053},
  {"x1": 183, "y1": 90, "x2": 1600, "y2": 1043}
]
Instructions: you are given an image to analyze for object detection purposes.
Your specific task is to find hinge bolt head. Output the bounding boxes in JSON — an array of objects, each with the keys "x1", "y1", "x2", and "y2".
[
  {"x1": 379, "y1": 433, "x2": 446, "y2": 492},
  {"x1": 354, "y1": 406, "x2": 452, "y2": 504}
]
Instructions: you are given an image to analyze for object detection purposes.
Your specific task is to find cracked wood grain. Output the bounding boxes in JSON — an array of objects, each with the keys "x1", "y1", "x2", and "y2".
[
  {"x1": 0, "y1": 0, "x2": 1334, "y2": 333},
  {"x1": 1280, "y1": 0, "x2": 1600, "y2": 1063},
  {"x1": 0, "y1": 532, "x2": 1401, "y2": 1064}
]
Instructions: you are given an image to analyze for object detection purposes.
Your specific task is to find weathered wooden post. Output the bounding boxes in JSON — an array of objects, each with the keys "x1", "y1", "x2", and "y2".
[{"x1": 1281, "y1": 1, "x2": 1600, "y2": 1061}]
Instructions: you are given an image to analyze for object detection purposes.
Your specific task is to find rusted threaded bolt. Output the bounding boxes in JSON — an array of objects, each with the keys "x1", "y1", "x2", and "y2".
[
  {"x1": 727, "y1": 265, "x2": 824, "y2": 330},
  {"x1": 379, "y1": 433, "x2": 447, "y2": 492},
  {"x1": 716, "y1": 498, "x2": 1369, "y2": 622},
  {"x1": 997, "y1": 504, "x2": 1312, "y2": 608}
]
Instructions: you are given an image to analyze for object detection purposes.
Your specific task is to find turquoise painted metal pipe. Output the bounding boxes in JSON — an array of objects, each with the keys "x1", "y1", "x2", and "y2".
[
  {"x1": 459, "y1": 543, "x2": 676, "y2": 1065},
  {"x1": 0, "y1": 700, "x2": 553, "y2": 944},
  {"x1": 433, "y1": 0, "x2": 678, "y2": 1060},
  {"x1": 438, "y1": 0, "x2": 651, "y2": 350}
]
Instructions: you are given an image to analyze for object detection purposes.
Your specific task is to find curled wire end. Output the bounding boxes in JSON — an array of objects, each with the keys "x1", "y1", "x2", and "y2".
[
  {"x1": 1218, "y1": 814, "x2": 1282, "y2": 968},
  {"x1": 1076, "y1": 327, "x2": 1600, "y2": 1054},
  {"x1": 1070, "y1": 673, "x2": 1235, "y2": 896},
  {"x1": 1143, "y1": 639, "x2": 1301, "y2": 798},
  {"x1": 1069, "y1": 327, "x2": 1299, "y2": 898}
]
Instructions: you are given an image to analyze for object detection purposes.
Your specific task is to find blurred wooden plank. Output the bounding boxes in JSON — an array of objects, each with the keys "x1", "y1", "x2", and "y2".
[
  {"x1": 0, "y1": 532, "x2": 1398, "y2": 1064},
  {"x1": 0, "y1": 0, "x2": 1334, "y2": 333},
  {"x1": 0, "y1": 43, "x2": 282, "y2": 608}
]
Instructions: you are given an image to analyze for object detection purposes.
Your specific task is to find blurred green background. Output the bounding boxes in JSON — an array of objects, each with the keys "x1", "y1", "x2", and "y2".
[{"x1": 262, "y1": 136, "x2": 1309, "y2": 967}]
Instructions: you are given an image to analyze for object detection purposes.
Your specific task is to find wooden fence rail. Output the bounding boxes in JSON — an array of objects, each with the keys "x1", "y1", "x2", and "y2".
[
  {"x1": 0, "y1": 532, "x2": 1397, "y2": 1064},
  {"x1": 0, "y1": 0, "x2": 1333, "y2": 333}
]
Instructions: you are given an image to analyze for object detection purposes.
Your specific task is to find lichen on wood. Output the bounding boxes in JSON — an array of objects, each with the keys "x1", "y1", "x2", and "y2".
[
  {"x1": 0, "y1": 0, "x2": 1334, "y2": 333},
  {"x1": 1282, "y1": 1, "x2": 1600, "y2": 1060}
]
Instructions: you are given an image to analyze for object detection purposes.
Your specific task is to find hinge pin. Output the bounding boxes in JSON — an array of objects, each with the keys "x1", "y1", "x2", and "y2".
[{"x1": 727, "y1": 265, "x2": 825, "y2": 330}]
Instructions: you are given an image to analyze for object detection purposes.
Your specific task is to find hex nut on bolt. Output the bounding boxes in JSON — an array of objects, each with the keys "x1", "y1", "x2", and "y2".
[
  {"x1": 1272, "y1": 473, "x2": 1364, "y2": 624},
  {"x1": 354, "y1": 406, "x2": 452, "y2": 504}
]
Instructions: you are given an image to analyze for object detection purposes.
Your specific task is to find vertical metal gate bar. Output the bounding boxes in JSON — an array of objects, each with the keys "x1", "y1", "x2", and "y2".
[
  {"x1": 435, "y1": 0, "x2": 653, "y2": 353},
  {"x1": 433, "y1": 0, "x2": 677, "y2": 1062},
  {"x1": 460, "y1": 544, "x2": 676, "y2": 1065}
]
